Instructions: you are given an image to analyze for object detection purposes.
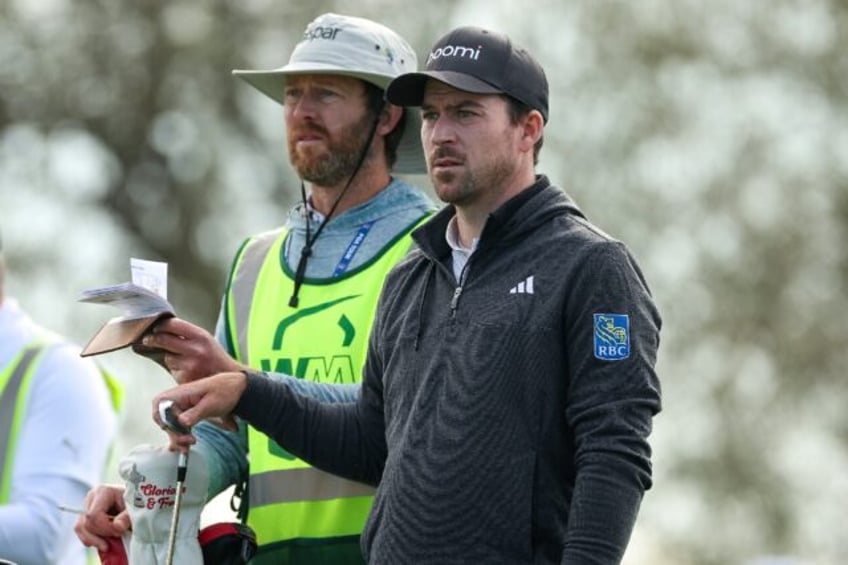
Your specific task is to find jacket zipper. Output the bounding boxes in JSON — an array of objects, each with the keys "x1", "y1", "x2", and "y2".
[
  {"x1": 450, "y1": 286, "x2": 463, "y2": 316},
  {"x1": 450, "y1": 256, "x2": 473, "y2": 317}
]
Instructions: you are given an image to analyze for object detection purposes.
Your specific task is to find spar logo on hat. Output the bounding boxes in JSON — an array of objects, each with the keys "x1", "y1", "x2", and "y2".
[
  {"x1": 301, "y1": 24, "x2": 342, "y2": 42},
  {"x1": 387, "y1": 26, "x2": 549, "y2": 123}
]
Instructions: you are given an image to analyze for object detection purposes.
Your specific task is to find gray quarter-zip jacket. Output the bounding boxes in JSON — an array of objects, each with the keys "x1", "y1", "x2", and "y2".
[{"x1": 238, "y1": 175, "x2": 662, "y2": 564}]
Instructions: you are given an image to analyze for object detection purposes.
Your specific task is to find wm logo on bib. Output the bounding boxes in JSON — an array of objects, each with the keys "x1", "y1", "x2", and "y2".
[{"x1": 593, "y1": 314, "x2": 630, "y2": 361}]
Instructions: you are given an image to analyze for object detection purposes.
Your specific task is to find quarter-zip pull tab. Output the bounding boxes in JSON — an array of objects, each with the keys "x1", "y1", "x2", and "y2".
[{"x1": 450, "y1": 285, "x2": 463, "y2": 316}]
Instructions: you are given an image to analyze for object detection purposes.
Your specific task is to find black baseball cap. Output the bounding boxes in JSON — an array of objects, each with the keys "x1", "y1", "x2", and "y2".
[{"x1": 386, "y1": 26, "x2": 549, "y2": 123}]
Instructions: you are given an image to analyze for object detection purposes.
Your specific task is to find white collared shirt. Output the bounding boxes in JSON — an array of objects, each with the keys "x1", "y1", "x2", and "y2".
[{"x1": 445, "y1": 216, "x2": 479, "y2": 282}]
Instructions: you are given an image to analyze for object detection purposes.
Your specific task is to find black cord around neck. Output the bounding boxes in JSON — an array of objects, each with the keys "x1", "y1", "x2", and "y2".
[{"x1": 288, "y1": 116, "x2": 382, "y2": 308}]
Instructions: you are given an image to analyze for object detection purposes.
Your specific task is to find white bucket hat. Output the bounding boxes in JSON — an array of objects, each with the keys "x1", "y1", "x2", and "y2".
[{"x1": 233, "y1": 13, "x2": 425, "y2": 174}]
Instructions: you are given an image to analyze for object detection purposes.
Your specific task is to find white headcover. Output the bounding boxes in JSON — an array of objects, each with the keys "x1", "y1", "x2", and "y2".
[{"x1": 119, "y1": 444, "x2": 208, "y2": 565}]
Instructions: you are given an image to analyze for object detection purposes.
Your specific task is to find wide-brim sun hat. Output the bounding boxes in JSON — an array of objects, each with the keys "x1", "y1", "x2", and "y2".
[{"x1": 233, "y1": 13, "x2": 425, "y2": 175}]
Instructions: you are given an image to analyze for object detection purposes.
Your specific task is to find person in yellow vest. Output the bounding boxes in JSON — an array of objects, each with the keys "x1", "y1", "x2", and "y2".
[
  {"x1": 74, "y1": 13, "x2": 433, "y2": 564},
  {"x1": 0, "y1": 233, "x2": 121, "y2": 565}
]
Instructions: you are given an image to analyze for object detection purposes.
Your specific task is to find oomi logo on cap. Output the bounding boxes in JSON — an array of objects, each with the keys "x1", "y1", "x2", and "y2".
[{"x1": 427, "y1": 44, "x2": 482, "y2": 64}]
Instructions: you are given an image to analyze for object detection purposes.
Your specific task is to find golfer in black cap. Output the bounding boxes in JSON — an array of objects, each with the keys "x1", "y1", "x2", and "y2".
[{"x1": 152, "y1": 26, "x2": 662, "y2": 564}]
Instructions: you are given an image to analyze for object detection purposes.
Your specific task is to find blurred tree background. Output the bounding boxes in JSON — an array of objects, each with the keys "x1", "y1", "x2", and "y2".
[{"x1": 1, "y1": 0, "x2": 845, "y2": 563}]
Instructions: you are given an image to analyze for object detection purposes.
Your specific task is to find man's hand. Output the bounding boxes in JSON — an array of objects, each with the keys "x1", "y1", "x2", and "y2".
[
  {"x1": 152, "y1": 371, "x2": 249, "y2": 450},
  {"x1": 138, "y1": 317, "x2": 243, "y2": 384},
  {"x1": 73, "y1": 485, "x2": 131, "y2": 552}
]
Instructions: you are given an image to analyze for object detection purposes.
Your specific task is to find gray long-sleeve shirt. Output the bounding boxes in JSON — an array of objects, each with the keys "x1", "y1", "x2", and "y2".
[{"x1": 237, "y1": 176, "x2": 662, "y2": 564}]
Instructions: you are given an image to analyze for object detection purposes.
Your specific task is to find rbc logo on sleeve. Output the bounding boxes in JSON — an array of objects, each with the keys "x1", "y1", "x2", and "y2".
[{"x1": 593, "y1": 314, "x2": 630, "y2": 360}]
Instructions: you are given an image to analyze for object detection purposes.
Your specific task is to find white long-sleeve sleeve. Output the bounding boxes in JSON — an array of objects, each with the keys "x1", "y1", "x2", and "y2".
[{"x1": 0, "y1": 299, "x2": 119, "y2": 565}]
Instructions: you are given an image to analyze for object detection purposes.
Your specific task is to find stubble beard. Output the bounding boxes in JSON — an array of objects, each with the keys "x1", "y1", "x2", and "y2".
[{"x1": 430, "y1": 149, "x2": 517, "y2": 208}]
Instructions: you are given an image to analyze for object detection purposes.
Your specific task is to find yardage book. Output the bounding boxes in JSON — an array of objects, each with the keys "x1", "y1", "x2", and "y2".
[{"x1": 78, "y1": 260, "x2": 174, "y2": 357}]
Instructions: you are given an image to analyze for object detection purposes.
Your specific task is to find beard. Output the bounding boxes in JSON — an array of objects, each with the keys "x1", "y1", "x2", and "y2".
[
  {"x1": 289, "y1": 112, "x2": 375, "y2": 186},
  {"x1": 429, "y1": 145, "x2": 517, "y2": 207}
]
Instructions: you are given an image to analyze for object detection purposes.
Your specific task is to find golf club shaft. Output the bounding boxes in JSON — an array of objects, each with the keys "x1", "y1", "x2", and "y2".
[{"x1": 165, "y1": 451, "x2": 189, "y2": 565}]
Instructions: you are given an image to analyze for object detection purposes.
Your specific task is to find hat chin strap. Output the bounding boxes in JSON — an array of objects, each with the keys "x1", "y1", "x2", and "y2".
[{"x1": 288, "y1": 115, "x2": 382, "y2": 308}]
